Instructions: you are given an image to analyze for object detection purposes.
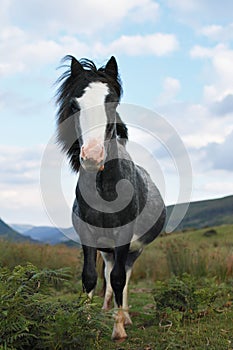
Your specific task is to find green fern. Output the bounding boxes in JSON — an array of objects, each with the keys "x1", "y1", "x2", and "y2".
[{"x1": 0, "y1": 263, "x2": 107, "y2": 349}]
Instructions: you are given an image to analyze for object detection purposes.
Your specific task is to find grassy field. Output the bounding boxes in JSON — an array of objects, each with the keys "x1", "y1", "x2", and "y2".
[
  {"x1": 0, "y1": 224, "x2": 232, "y2": 349},
  {"x1": 98, "y1": 282, "x2": 233, "y2": 350}
]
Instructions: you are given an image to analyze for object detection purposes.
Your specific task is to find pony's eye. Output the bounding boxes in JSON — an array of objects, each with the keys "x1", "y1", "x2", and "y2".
[{"x1": 70, "y1": 99, "x2": 80, "y2": 114}]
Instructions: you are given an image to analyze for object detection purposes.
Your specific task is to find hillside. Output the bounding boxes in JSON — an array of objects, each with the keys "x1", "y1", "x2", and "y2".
[
  {"x1": 5, "y1": 194, "x2": 233, "y2": 244},
  {"x1": 167, "y1": 195, "x2": 233, "y2": 231},
  {"x1": 0, "y1": 218, "x2": 36, "y2": 243}
]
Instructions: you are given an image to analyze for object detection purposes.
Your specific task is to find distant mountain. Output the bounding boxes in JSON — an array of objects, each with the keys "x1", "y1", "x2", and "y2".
[
  {"x1": 11, "y1": 224, "x2": 34, "y2": 234},
  {"x1": 0, "y1": 218, "x2": 37, "y2": 243},
  {"x1": 19, "y1": 226, "x2": 80, "y2": 246},
  {"x1": 167, "y1": 195, "x2": 233, "y2": 231}
]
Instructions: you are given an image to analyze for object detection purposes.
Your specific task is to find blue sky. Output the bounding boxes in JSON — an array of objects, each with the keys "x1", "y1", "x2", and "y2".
[{"x1": 0, "y1": 0, "x2": 233, "y2": 226}]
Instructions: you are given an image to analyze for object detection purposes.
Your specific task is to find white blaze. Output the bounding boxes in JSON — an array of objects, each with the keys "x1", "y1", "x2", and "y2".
[{"x1": 76, "y1": 82, "x2": 109, "y2": 145}]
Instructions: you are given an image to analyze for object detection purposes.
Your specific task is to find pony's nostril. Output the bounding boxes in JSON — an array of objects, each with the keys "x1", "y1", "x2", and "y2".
[{"x1": 79, "y1": 156, "x2": 86, "y2": 166}]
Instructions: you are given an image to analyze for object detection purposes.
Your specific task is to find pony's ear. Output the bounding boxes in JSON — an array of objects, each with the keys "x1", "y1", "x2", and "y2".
[
  {"x1": 105, "y1": 56, "x2": 118, "y2": 79},
  {"x1": 71, "y1": 57, "x2": 84, "y2": 77}
]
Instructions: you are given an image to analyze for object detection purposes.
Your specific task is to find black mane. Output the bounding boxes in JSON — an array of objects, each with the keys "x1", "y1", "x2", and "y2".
[{"x1": 55, "y1": 56, "x2": 128, "y2": 172}]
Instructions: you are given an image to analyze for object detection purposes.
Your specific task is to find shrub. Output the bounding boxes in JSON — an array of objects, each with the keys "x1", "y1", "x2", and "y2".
[
  {"x1": 153, "y1": 274, "x2": 231, "y2": 325},
  {"x1": 203, "y1": 229, "x2": 218, "y2": 237}
]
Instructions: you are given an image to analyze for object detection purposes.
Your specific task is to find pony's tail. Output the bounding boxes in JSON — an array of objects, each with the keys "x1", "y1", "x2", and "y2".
[{"x1": 97, "y1": 252, "x2": 106, "y2": 297}]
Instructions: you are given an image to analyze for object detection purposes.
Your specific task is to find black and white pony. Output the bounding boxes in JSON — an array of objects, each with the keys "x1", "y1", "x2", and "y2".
[{"x1": 56, "y1": 56, "x2": 166, "y2": 341}]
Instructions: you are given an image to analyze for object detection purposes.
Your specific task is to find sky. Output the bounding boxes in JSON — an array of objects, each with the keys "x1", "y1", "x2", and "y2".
[{"x1": 0, "y1": 0, "x2": 233, "y2": 227}]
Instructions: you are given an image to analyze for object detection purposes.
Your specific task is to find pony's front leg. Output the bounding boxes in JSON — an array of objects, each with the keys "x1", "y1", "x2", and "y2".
[
  {"x1": 101, "y1": 251, "x2": 114, "y2": 310},
  {"x1": 110, "y1": 244, "x2": 130, "y2": 341},
  {"x1": 122, "y1": 267, "x2": 133, "y2": 326},
  {"x1": 82, "y1": 245, "x2": 97, "y2": 299}
]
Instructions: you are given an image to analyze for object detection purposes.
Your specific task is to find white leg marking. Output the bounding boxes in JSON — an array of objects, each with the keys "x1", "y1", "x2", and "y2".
[
  {"x1": 101, "y1": 252, "x2": 114, "y2": 310},
  {"x1": 123, "y1": 267, "x2": 133, "y2": 325},
  {"x1": 87, "y1": 289, "x2": 95, "y2": 300},
  {"x1": 112, "y1": 267, "x2": 132, "y2": 340}
]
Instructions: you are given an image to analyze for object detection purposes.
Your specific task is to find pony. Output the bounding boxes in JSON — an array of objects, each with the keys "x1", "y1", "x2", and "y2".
[{"x1": 56, "y1": 55, "x2": 166, "y2": 341}]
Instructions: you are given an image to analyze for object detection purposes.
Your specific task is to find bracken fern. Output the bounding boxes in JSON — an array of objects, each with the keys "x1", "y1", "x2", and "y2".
[{"x1": 0, "y1": 263, "x2": 107, "y2": 349}]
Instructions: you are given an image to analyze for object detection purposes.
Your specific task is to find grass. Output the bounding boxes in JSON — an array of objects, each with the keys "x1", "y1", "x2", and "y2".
[{"x1": 0, "y1": 224, "x2": 232, "y2": 349}]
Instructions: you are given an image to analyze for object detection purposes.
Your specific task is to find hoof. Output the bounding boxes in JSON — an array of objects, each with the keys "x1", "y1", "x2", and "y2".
[
  {"x1": 112, "y1": 330, "x2": 127, "y2": 342},
  {"x1": 113, "y1": 336, "x2": 127, "y2": 343},
  {"x1": 112, "y1": 309, "x2": 127, "y2": 341}
]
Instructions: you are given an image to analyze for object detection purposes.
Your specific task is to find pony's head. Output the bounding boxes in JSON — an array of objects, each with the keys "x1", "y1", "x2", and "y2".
[{"x1": 56, "y1": 56, "x2": 128, "y2": 172}]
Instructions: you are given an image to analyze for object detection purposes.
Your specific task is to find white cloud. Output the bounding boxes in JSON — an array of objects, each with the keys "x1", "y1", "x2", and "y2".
[
  {"x1": 0, "y1": 145, "x2": 50, "y2": 225},
  {"x1": 190, "y1": 45, "x2": 212, "y2": 59},
  {"x1": 0, "y1": 144, "x2": 76, "y2": 226},
  {"x1": 7, "y1": 0, "x2": 160, "y2": 36},
  {"x1": 0, "y1": 183, "x2": 48, "y2": 225},
  {"x1": 0, "y1": 146, "x2": 42, "y2": 185},
  {"x1": 201, "y1": 177, "x2": 233, "y2": 196},
  {"x1": 0, "y1": 29, "x2": 179, "y2": 77},
  {"x1": 190, "y1": 43, "x2": 226, "y2": 59},
  {"x1": 0, "y1": 0, "x2": 11, "y2": 30},
  {"x1": 157, "y1": 101, "x2": 233, "y2": 149},
  {"x1": 203, "y1": 131, "x2": 233, "y2": 171},
  {"x1": 101, "y1": 33, "x2": 179, "y2": 56},
  {"x1": 0, "y1": 26, "x2": 93, "y2": 76},
  {"x1": 199, "y1": 24, "x2": 233, "y2": 42},
  {"x1": 191, "y1": 168, "x2": 233, "y2": 201},
  {"x1": 210, "y1": 94, "x2": 233, "y2": 116},
  {"x1": 0, "y1": 26, "x2": 27, "y2": 75},
  {"x1": 156, "y1": 101, "x2": 233, "y2": 202},
  {"x1": 200, "y1": 25, "x2": 223, "y2": 39},
  {"x1": 156, "y1": 77, "x2": 181, "y2": 105},
  {"x1": 166, "y1": 0, "x2": 233, "y2": 21},
  {"x1": 166, "y1": 0, "x2": 198, "y2": 13},
  {"x1": 190, "y1": 44, "x2": 233, "y2": 103},
  {"x1": 0, "y1": 0, "x2": 163, "y2": 77},
  {"x1": 129, "y1": 0, "x2": 160, "y2": 23}
]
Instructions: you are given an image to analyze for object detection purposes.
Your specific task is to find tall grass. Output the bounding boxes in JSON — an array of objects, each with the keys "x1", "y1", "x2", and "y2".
[
  {"x1": 0, "y1": 239, "x2": 82, "y2": 276},
  {"x1": 132, "y1": 225, "x2": 233, "y2": 283},
  {"x1": 1, "y1": 225, "x2": 232, "y2": 284},
  {"x1": 165, "y1": 240, "x2": 233, "y2": 281},
  {"x1": 166, "y1": 240, "x2": 208, "y2": 278}
]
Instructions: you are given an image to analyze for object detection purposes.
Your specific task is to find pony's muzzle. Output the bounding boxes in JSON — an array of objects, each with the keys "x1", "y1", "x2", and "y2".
[
  {"x1": 80, "y1": 142, "x2": 105, "y2": 172},
  {"x1": 80, "y1": 157, "x2": 105, "y2": 172}
]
